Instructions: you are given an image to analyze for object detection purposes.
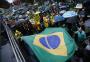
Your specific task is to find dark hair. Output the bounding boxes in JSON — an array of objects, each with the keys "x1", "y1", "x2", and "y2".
[{"x1": 79, "y1": 25, "x2": 85, "y2": 31}]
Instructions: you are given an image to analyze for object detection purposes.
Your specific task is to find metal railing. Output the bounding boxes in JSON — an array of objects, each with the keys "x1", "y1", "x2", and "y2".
[{"x1": 3, "y1": 22, "x2": 26, "y2": 62}]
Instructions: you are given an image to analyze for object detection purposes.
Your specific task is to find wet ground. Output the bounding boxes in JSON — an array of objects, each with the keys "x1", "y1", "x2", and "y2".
[
  {"x1": 0, "y1": 24, "x2": 16, "y2": 62},
  {"x1": 1, "y1": 43, "x2": 16, "y2": 62}
]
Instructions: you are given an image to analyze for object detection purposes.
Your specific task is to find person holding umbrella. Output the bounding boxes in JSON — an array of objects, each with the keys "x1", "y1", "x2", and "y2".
[{"x1": 63, "y1": 11, "x2": 78, "y2": 31}]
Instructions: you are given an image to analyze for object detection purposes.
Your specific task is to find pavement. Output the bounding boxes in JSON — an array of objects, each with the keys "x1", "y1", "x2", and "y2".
[{"x1": 0, "y1": 42, "x2": 16, "y2": 62}]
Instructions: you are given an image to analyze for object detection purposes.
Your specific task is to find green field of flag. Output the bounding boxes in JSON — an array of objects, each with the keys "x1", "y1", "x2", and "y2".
[{"x1": 21, "y1": 27, "x2": 76, "y2": 62}]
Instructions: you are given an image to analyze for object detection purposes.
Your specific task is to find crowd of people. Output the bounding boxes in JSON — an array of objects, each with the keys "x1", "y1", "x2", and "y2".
[
  {"x1": 12, "y1": 10, "x2": 89, "y2": 62},
  {"x1": 0, "y1": 0, "x2": 90, "y2": 62}
]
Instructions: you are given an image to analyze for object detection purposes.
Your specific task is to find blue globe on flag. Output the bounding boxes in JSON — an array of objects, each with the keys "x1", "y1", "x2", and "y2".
[{"x1": 39, "y1": 35, "x2": 60, "y2": 49}]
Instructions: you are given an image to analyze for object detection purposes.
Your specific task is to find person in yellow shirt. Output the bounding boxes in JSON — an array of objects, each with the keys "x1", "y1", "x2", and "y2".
[
  {"x1": 50, "y1": 14, "x2": 54, "y2": 26},
  {"x1": 37, "y1": 21, "x2": 41, "y2": 31},
  {"x1": 33, "y1": 21, "x2": 41, "y2": 33},
  {"x1": 43, "y1": 16, "x2": 49, "y2": 28}
]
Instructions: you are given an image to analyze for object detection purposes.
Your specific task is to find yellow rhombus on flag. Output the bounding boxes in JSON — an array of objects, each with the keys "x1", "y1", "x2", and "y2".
[{"x1": 33, "y1": 32, "x2": 67, "y2": 56}]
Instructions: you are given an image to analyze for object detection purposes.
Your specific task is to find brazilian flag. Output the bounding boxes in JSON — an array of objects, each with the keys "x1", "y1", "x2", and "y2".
[{"x1": 21, "y1": 28, "x2": 76, "y2": 62}]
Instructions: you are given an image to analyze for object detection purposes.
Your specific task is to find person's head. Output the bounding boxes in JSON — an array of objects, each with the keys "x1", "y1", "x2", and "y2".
[{"x1": 78, "y1": 27, "x2": 83, "y2": 32}]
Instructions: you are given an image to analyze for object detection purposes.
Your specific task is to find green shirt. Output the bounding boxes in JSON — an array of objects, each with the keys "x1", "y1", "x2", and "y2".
[{"x1": 76, "y1": 31, "x2": 86, "y2": 41}]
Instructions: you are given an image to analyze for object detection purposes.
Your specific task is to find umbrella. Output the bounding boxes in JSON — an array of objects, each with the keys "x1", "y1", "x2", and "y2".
[
  {"x1": 54, "y1": 15, "x2": 64, "y2": 22},
  {"x1": 21, "y1": 27, "x2": 76, "y2": 62},
  {"x1": 66, "y1": 16, "x2": 78, "y2": 23},
  {"x1": 75, "y1": 4, "x2": 83, "y2": 9},
  {"x1": 63, "y1": 11, "x2": 77, "y2": 18},
  {"x1": 59, "y1": 10, "x2": 66, "y2": 14},
  {"x1": 84, "y1": 19, "x2": 90, "y2": 28}
]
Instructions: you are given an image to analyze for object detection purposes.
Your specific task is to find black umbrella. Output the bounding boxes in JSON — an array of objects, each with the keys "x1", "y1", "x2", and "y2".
[{"x1": 66, "y1": 16, "x2": 78, "y2": 23}]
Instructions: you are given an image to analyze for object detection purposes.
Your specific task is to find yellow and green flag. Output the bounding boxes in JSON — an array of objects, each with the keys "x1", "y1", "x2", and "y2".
[{"x1": 21, "y1": 28, "x2": 76, "y2": 62}]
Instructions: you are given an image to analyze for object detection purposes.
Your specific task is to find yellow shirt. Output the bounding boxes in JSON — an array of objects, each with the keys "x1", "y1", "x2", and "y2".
[
  {"x1": 35, "y1": 21, "x2": 41, "y2": 30},
  {"x1": 50, "y1": 16, "x2": 54, "y2": 25},
  {"x1": 33, "y1": 12, "x2": 40, "y2": 21},
  {"x1": 43, "y1": 17, "x2": 49, "y2": 27}
]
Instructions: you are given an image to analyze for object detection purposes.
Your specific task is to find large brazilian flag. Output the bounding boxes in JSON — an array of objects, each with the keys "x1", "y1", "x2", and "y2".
[{"x1": 21, "y1": 27, "x2": 76, "y2": 62}]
